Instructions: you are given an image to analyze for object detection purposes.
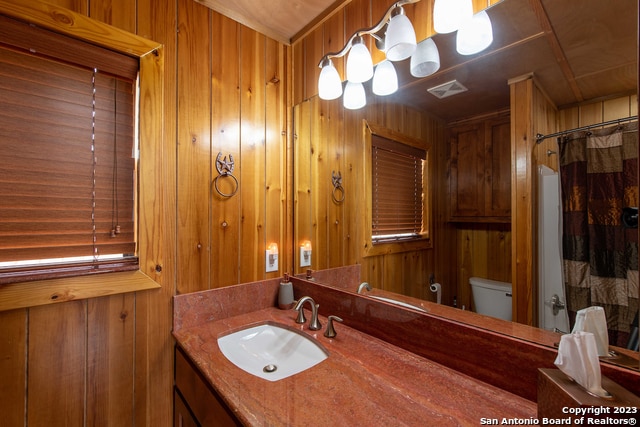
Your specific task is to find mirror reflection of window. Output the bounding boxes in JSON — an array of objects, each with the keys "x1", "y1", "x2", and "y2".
[{"x1": 371, "y1": 135, "x2": 426, "y2": 244}]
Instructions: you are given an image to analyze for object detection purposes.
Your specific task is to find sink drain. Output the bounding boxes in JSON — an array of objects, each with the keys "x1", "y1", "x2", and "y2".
[{"x1": 263, "y1": 364, "x2": 278, "y2": 373}]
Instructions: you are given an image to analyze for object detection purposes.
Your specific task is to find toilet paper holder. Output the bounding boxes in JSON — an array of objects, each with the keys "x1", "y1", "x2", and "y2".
[{"x1": 429, "y1": 274, "x2": 441, "y2": 304}]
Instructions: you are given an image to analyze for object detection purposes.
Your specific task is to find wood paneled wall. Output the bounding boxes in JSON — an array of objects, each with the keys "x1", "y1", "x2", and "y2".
[
  {"x1": 176, "y1": 1, "x2": 289, "y2": 293},
  {"x1": 0, "y1": 0, "x2": 289, "y2": 425},
  {"x1": 0, "y1": 0, "x2": 636, "y2": 425},
  {"x1": 291, "y1": 0, "x2": 503, "y2": 306},
  {"x1": 294, "y1": 96, "x2": 450, "y2": 301}
]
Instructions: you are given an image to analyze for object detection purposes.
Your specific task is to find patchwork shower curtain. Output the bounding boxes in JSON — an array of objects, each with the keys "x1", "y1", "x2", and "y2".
[{"x1": 559, "y1": 121, "x2": 639, "y2": 348}]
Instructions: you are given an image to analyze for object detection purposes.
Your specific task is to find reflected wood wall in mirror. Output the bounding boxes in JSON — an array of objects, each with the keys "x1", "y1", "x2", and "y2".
[
  {"x1": 293, "y1": 97, "x2": 453, "y2": 302},
  {"x1": 291, "y1": 0, "x2": 638, "y2": 357}
]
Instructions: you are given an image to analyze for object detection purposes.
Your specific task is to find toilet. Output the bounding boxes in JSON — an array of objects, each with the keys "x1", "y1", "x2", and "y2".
[{"x1": 469, "y1": 277, "x2": 512, "y2": 321}]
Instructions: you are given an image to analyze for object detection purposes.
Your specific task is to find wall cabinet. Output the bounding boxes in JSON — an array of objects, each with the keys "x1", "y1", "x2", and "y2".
[
  {"x1": 448, "y1": 115, "x2": 511, "y2": 222},
  {"x1": 174, "y1": 347, "x2": 241, "y2": 427}
]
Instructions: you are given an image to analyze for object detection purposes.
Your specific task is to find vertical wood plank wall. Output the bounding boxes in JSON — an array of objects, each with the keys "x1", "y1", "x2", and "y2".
[
  {"x1": 0, "y1": 0, "x2": 636, "y2": 425},
  {"x1": 291, "y1": 0, "x2": 508, "y2": 307},
  {"x1": 292, "y1": 0, "x2": 637, "y2": 323},
  {"x1": 294, "y1": 97, "x2": 448, "y2": 301},
  {"x1": 0, "y1": 0, "x2": 288, "y2": 425}
]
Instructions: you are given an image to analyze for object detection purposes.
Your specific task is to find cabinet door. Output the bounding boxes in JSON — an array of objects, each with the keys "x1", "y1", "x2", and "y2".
[
  {"x1": 484, "y1": 119, "x2": 511, "y2": 217},
  {"x1": 450, "y1": 124, "x2": 485, "y2": 218},
  {"x1": 175, "y1": 347, "x2": 241, "y2": 427},
  {"x1": 174, "y1": 389, "x2": 198, "y2": 427}
]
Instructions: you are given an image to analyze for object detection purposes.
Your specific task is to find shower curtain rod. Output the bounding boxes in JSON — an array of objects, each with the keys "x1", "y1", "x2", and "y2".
[{"x1": 535, "y1": 115, "x2": 638, "y2": 144}]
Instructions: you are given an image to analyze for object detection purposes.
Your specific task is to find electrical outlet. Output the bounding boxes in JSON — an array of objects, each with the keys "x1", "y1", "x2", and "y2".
[
  {"x1": 300, "y1": 246, "x2": 311, "y2": 267},
  {"x1": 266, "y1": 244, "x2": 278, "y2": 272}
]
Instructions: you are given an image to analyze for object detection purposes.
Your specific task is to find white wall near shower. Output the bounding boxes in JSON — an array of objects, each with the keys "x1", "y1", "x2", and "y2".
[{"x1": 538, "y1": 165, "x2": 570, "y2": 333}]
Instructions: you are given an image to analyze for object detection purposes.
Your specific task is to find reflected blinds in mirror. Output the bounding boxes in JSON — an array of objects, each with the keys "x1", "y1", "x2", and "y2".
[{"x1": 371, "y1": 135, "x2": 426, "y2": 242}]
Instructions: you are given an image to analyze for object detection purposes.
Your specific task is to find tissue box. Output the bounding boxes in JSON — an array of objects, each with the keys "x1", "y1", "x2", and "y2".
[{"x1": 538, "y1": 369, "x2": 640, "y2": 424}]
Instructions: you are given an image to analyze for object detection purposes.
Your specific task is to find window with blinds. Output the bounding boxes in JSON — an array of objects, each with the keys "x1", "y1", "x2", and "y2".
[
  {"x1": 371, "y1": 134, "x2": 426, "y2": 243},
  {"x1": 0, "y1": 16, "x2": 139, "y2": 284}
]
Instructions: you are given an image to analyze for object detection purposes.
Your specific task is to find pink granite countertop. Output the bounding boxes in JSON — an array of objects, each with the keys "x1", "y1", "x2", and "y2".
[{"x1": 174, "y1": 307, "x2": 538, "y2": 426}]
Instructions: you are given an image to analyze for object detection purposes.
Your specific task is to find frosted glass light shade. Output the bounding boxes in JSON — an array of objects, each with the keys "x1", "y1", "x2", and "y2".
[
  {"x1": 318, "y1": 59, "x2": 343, "y2": 100},
  {"x1": 433, "y1": 0, "x2": 473, "y2": 34},
  {"x1": 372, "y1": 60, "x2": 398, "y2": 96},
  {"x1": 456, "y1": 10, "x2": 493, "y2": 55},
  {"x1": 343, "y1": 81, "x2": 366, "y2": 110},
  {"x1": 410, "y1": 38, "x2": 440, "y2": 78},
  {"x1": 384, "y1": 13, "x2": 416, "y2": 61},
  {"x1": 346, "y1": 38, "x2": 374, "y2": 83}
]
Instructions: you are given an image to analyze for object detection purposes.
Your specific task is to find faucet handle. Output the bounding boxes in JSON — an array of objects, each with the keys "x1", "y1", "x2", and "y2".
[
  {"x1": 308, "y1": 304, "x2": 322, "y2": 331},
  {"x1": 295, "y1": 306, "x2": 306, "y2": 324},
  {"x1": 324, "y1": 315, "x2": 343, "y2": 338}
]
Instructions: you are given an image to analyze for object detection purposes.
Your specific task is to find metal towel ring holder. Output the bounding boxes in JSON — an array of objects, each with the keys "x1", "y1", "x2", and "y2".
[
  {"x1": 331, "y1": 170, "x2": 345, "y2": 204},
  {"x1": 213, "y1": 152, "x2": 239, "y2": 198}
]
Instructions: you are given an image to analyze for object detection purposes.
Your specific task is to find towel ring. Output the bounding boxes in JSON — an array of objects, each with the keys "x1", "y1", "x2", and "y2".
[
  {"x1": 213, "y1": 152, "x2": 239, "y2": 198},
  {"x1": 331, "y1": 170, "x2": 345, "y2": 204}
]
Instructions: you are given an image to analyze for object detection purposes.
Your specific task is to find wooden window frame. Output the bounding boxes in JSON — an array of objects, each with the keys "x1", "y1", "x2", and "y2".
[
  {"x1": 0, "y1": 1, "x2": 165, "y2": 311},
  {"x1": 0, "y1": 17, "x2": 139, "y2": 283},
  {"x1": 363, "y1": 121, "x2": 432, "y2": 258},
  {"x1": 371, "y1": 134, "x2": 426, "y2": 242}
]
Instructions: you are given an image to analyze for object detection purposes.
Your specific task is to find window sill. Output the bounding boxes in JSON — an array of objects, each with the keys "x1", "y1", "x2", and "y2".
[
  {"x1": 0, "y1": 270, "x2": 161, "y2": 312},
  {"x1": 364, "y1": 237, "x2": 432, "y2": 257}
]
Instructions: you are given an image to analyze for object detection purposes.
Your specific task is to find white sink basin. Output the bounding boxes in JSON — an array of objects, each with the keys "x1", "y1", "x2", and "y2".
[
  {"x1": 370, "y1": 296, "x2": 428, "y2": 312},
  {"x1": 217, "y1": 322, "x2": 328, "y2": 381}
]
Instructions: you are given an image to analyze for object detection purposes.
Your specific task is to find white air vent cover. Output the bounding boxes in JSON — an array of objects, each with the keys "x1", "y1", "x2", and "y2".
[{"x1": 427, "y1": 80, "x2": 468, "y2": 99}]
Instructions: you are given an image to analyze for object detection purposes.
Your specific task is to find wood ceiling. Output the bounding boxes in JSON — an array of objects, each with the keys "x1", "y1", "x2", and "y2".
[
  {"x1": 196, "y1": 0, "x2": 637, "y2": 122},
  {"x1": 193, "y1": 0, "x2": 342, "y2": 44},
  {"x1": 392, "y1": 0, "x2": 638, "y2": 121}
]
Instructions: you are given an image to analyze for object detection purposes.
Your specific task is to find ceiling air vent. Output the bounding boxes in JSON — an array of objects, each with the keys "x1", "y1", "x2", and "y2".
[{"x1": 427, "y1": 80, "x2": 468, "y2": 99}]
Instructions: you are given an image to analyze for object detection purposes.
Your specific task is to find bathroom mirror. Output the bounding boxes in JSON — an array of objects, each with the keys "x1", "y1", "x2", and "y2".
[{"x1": 292, "y1": 0, "x2": 638, "y2": 369}]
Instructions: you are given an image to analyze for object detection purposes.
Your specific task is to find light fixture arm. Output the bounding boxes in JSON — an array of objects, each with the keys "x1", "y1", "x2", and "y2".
[{"x1": 317, "y1": 0, "x2": 420, "y2": 68}]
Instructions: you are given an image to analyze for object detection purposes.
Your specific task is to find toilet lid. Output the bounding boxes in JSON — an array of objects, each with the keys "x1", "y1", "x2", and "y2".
[{"x1": 469, "y1": 277, "x2": 512, "y2": 292}]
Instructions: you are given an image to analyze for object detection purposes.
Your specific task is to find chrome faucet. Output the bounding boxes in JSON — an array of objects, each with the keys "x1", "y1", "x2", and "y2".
[
  {"x1": 294, "y1": 296, "x2": 322, "y2": 330},
  {"x1": 357, "y1": 282, "x2": 372, "y2": 294}
]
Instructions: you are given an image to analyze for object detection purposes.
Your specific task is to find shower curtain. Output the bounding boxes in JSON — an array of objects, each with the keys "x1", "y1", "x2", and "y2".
[{"x1": 559, "y1": 121, "x2": 638, "y2": 348}]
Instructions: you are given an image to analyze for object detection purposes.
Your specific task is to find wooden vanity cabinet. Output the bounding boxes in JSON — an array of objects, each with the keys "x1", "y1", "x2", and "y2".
[
  {"x1": 174, "y1": 346, "x2": 241, "y2": 427},
  {"x1": 448, "y1": 115, "x2": 511, "y2": 222},
  {"x1": 174, "y1": 389, "x2": 198, "y2": 427}
]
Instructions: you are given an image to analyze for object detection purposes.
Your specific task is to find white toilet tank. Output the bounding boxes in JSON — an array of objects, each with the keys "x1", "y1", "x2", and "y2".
[{"x1": 469, "y1": 277, "x2": 512, "y2": 321}]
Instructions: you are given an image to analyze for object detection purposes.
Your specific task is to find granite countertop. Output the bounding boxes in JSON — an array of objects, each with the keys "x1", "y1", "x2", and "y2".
[{"x1": 173, "y1": 306, "x2": 538, "y2": 426}]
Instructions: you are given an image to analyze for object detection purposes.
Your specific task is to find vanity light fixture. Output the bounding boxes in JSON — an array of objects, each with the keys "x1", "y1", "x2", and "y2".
[
  {"x1": 372, "y1": 60, "x2": 398, "y2": 96},
  {"x1": 456, "y1": 10, "x2": 493, "y2": 55},
  {"x1": 318, "y1": 58, "x2": 343, "y2": 100},
  {"x1": 433, "y1": 0, "x2": 473, "y2": 34},
  {"x1": 317, "y1": 0, "x2": 493, "y2": 107},
  {"x1": 383, "y1": 6, "x2": 417, "y2": 61},
  {"x1": 317, "y1": 0, "x2": 422, "y2": 106},
  {"x1": 343, "y1": 81, "x2": 367, "y2": 110},
  {"x1": 346, "y1": 36, "x2": 374, "y2": 83},
  {"x1": 300, "y1": 241, "x2": 312, "y2": 268},
  {"x1": 266, "y1": 243, "x2": 278, "y2": 272},
  {"x1": 410, "y1": 38, "x2": 440, "y2": 78}
]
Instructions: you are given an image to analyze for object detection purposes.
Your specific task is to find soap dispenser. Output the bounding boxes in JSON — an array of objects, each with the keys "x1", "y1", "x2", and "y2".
[{"x1": 278, "y1": 273, "x2": 294, "y2": 309}]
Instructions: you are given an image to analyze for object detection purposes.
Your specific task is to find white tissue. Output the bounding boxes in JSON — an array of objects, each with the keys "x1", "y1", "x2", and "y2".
[
  {"x1": 429, "y1": 283, "x2": 441, "y2": 304},
  {"x1": 571, "y1": 306, "x2": 609, "y2": 357},
  {"x1": 554, "y1": 331, "x2": 609, "y2": 397}
]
